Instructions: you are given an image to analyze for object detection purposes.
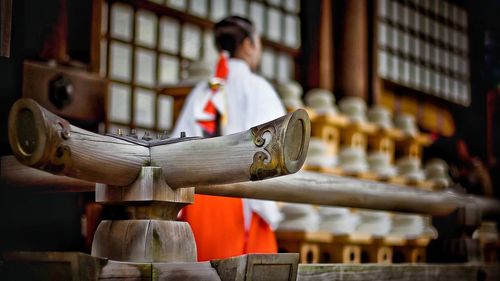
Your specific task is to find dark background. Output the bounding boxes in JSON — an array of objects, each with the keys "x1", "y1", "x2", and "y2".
[{"x1": 0, "y1": 0, "x2": 92, "y2": 252}]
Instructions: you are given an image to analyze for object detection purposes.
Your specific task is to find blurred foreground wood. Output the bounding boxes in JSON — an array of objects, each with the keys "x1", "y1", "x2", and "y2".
[
  {"x1": 3, "y1": 156, "x2": 500, "y2": 217},
  {"x1": 2, "y1": 251, "x2": 498, "y2": 281},
  {"x1": 197, "y1": 171, "x2": 500, "y2": 217}
]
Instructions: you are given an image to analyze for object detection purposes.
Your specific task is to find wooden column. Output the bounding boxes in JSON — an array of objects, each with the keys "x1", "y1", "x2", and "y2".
[
  {"x1": 335, "y1": 0, "x2": 368, "y2": 99},
  {"x1": 369, "y1": 0, "x2": 381, "y2": 104},
  {"x1": 90, "y1": 0, "x2": 103, "y2": 72},
  {"x1": 40, "y1": 0, "x2": 69, "y2": 62},
  {"x1": 319, "y1": 0, "x2": 334, "y2": 90}
]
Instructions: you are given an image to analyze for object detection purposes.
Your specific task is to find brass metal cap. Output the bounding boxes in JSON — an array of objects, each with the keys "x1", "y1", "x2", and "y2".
[
  {"x1": 250, "y1": 109, "x2": 311, "y2": 180},
  {"x1": 8, "y1": 98, "x2": 70, "y2": 170},
  {"x1": 282, "y1": 109, "x2": 311, "y2": 174}
]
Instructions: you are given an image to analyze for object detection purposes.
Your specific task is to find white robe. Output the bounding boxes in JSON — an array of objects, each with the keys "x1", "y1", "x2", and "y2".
[{"x1": 172, "y1": 58, "x2": 285, "y2": 230}]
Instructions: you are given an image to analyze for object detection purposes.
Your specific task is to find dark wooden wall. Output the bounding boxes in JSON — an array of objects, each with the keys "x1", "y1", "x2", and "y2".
[{"x1": 0, "y1": 0, "x2": 93, "y2": 252}]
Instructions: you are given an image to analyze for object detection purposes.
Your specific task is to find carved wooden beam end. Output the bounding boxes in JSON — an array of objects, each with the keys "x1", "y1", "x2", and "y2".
[
  {"x1": 249, "y1": 108, "x2": 310, "y2": 180},
  {"x1": 8, "y1": 98, "x2": 149, "y2": 186},
  {"x1": 151, "y1": 109, "x2": 311, "y2": 188},
  {"x1": 8, "y1": 98, "x2": 310, "y2": 189},
  {"x1": 8, "y1": 97, "x2": 71, "y2": 172}
]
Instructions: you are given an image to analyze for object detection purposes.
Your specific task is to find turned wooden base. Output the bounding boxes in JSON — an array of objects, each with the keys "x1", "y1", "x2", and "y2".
[
  {"x1": 92, "y1": 220, "x2": 196, "y2": 263},
  {"x1": 92, "y1": 166, "x2": 197, "y2": 263}
]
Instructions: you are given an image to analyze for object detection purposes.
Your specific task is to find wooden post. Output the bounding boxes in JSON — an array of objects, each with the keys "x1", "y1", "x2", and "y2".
[
  {"x1": 90, "y1": 0, "x2": 103, "y2": 73},
  {"x1": 319, "y1": 0, "x2": 334, "y2": 90},
  {"x1": 369, "y1": 0, "x2": 381, "y2": 104},
  {"x1": 40, "y1": 0, "x2": 69, "y2": 62},
  {"x1": 335, "y1": 0, "x2": 368, "y2": 99}
]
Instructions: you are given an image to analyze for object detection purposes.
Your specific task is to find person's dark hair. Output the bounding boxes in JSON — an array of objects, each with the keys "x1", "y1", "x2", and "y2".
[{"x1": 214, "y1": 16, "x2": 255, "y2": 57}]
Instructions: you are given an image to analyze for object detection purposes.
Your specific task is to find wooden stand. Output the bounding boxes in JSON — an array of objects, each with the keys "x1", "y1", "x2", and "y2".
[
  {"x1": 341, "y1": 122, "x2": 376, "y2": 151},
  {"x1": 93, "y1": 166, "x2": 196, "y2": 262},
  {"x1": 369, "y1": 128, "x2": 402, "y2": 159},
  {"x1": 276, "y1": 231, "x2": 433, "y2": 264},
  {"x1": 392, "y1": 237, "x2": 430, "y2": 263},
  {"x1": 277, "y1": 231, "x2": 331, "y2": 264},
  {"x1": 337, "y1": 121, "x2": 376, "y2": 176},
  {"x1": 367, "y1": 127, "x2": 402, "y2": 180},
  {"x1": 310, "y1": 114, "x2": 349, "y2": 160}
]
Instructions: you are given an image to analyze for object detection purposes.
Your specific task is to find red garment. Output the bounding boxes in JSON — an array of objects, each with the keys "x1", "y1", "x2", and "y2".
[
  {"x1": 197, "y1": 52, "x2": 229, "y2": 136},
  {"x1": 180, "y1": 194, "x2": 277, "y2": 261}
]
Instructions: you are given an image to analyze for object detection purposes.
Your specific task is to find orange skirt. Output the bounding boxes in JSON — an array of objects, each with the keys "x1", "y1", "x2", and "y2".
[{"x1": 180, "y1": 194, "x2": 277, "y2": 261}]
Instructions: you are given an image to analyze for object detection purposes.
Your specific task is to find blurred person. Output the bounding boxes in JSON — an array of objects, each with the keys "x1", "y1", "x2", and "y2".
[{"x1": 172, "y1": 16, "x2": 285, "y2": 261}]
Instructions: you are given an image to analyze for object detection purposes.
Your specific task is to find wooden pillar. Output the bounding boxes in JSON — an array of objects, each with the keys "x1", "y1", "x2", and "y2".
[
  {"x1": 369, "y1": 0, "x2": 381, "y2": 104},
  {"x1": 301, "y1": 0, "x2": 333, "y2": 90},
  {"x1": 90, "y1": 0, "x2": 104, "y2": 72},
  {"x1": 335, "y1": 0, "x2": 368, "y2": 100},
  {"x1": 40, "y1": 0, "x2": 69, "y2": 62},
  {"x1": 319, "y1": 0, "x2": 334, "y2": 90}
]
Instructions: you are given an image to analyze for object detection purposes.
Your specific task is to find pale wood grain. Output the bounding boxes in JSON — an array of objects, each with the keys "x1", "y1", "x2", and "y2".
[
  {"x1": 64, "y1": 126, "x2": 150, "y2": 186},
  {"x1": 3, "y1": 155, "x2": 499, "y2": 218},
  {"x1": 196, "y1": 171, "x2": 500, "y2": 216},
  {"x1": 2, "y1": 251, "x2": 106, "y2": 281},
  {"x1": 8, "y1": 99, "x2": 149, "y2": 186},
  {"x1": 297, "y1": 263, "x2": 500, "y2": 281},
  {"x1": 151, "y1": 131, "x2": 255, "y2": 188},
  {"x1": 211, "y1": 253, "x2": 299, "y2": 281},
  {"x1": 9, "y1": 99, "x2": 309, "y2": 188},
  {"x1": 1, "y1": 155, "x2": 95, "y2": 192},
  {"x1": 95, "y1": 166, "x2": 194, "y2": 205},
  {"x1": 98, "y1": 260, "x2": 151, "y2": 280},
  {"x1": 92, "y1": 220, "x2": 196, "y2": 263},
  {"x1": 153, "y1": 261, "x2": 221, "y2": 281},
  {"x1": 152, "y1": 109, "x2": 310, "y2": 188}
]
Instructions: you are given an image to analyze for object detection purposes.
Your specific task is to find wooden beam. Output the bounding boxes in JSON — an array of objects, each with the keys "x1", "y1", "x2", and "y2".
[
  {"x1": 1, "y1": 155, "x2": 95, "y2": 192},
  {"x1": 319, "y1": 0, "x2": 333, "y2": 90},
  {"x1": 7, "y1": 99, "x2": 310, "y2": 188},
  {"x1": 3, "y1": 155, "x2": 500, "y2": 217},
  {"x1": 8, "y1": 99, "x2": 150, "y2": 186},
  {"x1": 196, "y1": 171, "x2": 500, "y2": 217},
  {"x1": 296, "y1": 263, "x2": 500, "y2": 281},
  {"x1": 151, "y1": 109, "x2": 310, "y2": 188}
]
